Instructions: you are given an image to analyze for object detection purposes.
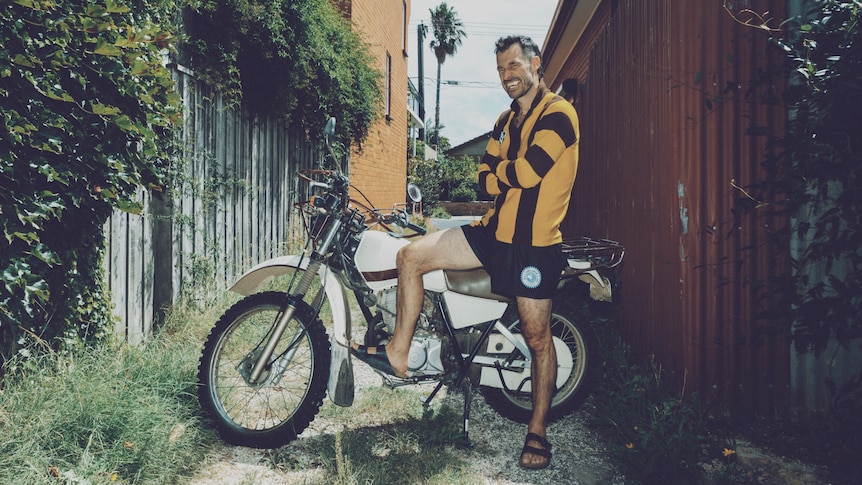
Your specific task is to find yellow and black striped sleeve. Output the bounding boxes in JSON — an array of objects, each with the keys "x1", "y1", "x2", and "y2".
[
  {"x1": 476, "y1": 93, "x2": 580, "y2": 246},
  {"x1": 493, "y1": 102, "x2": 577, "y2": 189},
  {"x1": 478, "y1": 111, "x2": 511, "y2": 196}
]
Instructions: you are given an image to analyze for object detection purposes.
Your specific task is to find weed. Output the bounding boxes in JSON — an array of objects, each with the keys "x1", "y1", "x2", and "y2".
[{"x1": 592, "y1": 325, "x2": 708, "y2": 483}]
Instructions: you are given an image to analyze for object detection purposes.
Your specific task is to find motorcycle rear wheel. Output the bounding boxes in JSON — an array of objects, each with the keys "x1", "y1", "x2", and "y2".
[
  {"x1": 480, "y1": 300, "x2": 595, "y2": 423},
  {"x1": 198, "y1": 291, "x2": 330, "y2": 448}
]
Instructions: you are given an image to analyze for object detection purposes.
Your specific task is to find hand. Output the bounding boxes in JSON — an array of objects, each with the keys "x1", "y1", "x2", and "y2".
[{"x1": 487, "y1": 156, "x2": 503, "y2": 172}]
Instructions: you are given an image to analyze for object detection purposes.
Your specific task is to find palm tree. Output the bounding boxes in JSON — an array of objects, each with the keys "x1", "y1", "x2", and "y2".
[{"x1": 429, "y1": 2, "x2": 466, "y2": 148}]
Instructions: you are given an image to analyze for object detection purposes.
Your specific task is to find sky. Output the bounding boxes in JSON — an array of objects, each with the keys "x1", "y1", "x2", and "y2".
[{"x1": 408, "y1": 0, "x2": 560, "y2": 148}]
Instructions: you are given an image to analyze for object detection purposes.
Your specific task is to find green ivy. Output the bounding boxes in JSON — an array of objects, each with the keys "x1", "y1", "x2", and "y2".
[
  {"x1": 770, "y1": 1, "x2": 862, "y2": 354},
  {"x1": 732, "y1": 1, "x2": 862, "y2": 356},
  {"x1": 1, "y1": 0, "x2": 182, "y2": 345},
  {"x1": 183, "y1": 0, "x2": 382, "y2": 147}
]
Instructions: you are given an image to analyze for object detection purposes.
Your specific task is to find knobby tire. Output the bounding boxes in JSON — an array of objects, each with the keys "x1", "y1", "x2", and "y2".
[{"x1": 198, "y1": 292, "x2": 330, "y2": 448}]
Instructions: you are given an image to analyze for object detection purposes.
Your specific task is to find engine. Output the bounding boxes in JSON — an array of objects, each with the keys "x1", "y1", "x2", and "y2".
[{"x1": 375, "y1": 288, "x2": 448, "y2": 377}]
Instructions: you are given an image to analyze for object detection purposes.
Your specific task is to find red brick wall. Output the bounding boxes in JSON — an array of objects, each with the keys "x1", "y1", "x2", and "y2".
[{"x1": 345, "y1": 0, "x2": 410, "y2": 210}]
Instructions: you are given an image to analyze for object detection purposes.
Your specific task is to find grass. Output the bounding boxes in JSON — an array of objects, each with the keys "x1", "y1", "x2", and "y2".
[
  {"x1": 5, "y1": 271, "x2": 795, "y2": 484},
  {"x1": 0, "y1": 296, "x2": 232, "y2": 484},
  {"x1": 0, "y1": 288, "x2": 487, "y2": 484}
]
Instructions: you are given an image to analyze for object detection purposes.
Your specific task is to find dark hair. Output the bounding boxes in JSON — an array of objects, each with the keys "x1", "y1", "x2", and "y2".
[{"x1": 495, "y1": 35, "x2": 543, "y2": 78}]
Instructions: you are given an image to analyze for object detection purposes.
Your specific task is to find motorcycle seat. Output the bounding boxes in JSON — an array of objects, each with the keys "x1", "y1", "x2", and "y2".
[{"x1": 443, "y1": 268, "x2": 511, "y2": 302}]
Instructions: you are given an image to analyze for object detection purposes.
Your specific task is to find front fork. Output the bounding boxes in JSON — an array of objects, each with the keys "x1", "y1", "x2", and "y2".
[
  {"x1": 246, "y1": 259, "x2": 323, "y2": 384},
  {"x1": 246, "y1": 213, "x2": 344, "y2": 385}
]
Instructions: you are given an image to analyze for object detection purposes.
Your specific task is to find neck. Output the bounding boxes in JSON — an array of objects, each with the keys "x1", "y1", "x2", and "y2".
[
  {"x1": 516, "y1": 87, "x2": 539, "y2": 113},
  {"x1": 514, "y1": 80, "x2": 546, "y2": 114}
]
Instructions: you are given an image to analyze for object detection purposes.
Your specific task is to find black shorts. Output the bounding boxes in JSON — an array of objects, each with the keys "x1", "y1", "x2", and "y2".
[{"x1": 461, "y1": 224, "x2": 566, "y2": 299}]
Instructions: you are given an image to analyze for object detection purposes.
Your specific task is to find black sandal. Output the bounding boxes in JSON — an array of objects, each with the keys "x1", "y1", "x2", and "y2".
[
  {"x1": 350, "y1": 344, "x2": 407, "y2": 378},
  {"x1": 519, "y1": 432, "x2": 552, "y2": 470}
]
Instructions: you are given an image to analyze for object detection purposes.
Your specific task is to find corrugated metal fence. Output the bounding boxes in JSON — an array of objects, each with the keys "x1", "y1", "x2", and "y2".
[
  {"x1": 104, "y1": 65, "x2": 319, "y2": 344},
  {"x1": 560, "y1": 0, "x2": 793, "y2": 415}
]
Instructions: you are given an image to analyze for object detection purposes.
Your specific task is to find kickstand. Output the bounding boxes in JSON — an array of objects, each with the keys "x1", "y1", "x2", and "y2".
[{"x1": 457, "y1": 378, "x2": 475, "y2": 449}]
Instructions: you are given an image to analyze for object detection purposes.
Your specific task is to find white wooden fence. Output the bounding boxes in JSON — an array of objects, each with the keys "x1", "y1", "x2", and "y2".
[{"x1": 104, "y1": 65, "x2": 319, "y2": 344}]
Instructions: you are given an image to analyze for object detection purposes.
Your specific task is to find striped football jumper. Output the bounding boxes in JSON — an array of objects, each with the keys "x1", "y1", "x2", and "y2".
[{"x1": 476, "y1": 84, "x2": 580, "y2": 247}]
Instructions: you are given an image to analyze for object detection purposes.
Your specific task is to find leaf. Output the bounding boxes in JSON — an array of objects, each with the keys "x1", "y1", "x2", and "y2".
[
  {"x1": 105, "y1": 0, "x2": 131, "y2": 14},
  {"x1": 93, "y1": 39, "x2": 122, "y2": 57},
  {"x1": 113, "y1": 115, "x2": 136, "y2": 132},
  {"x1": 116, "y1": 198, "x2": 143, "y2": 214},
  {"x1": 130, "y1": 61, "x2": 149, "y2": 76},
  {"x1": 12, "y1": 54, "x2": 37, "y2": 68},
  {"x1": 90, "y1": 103, "x2": 121, "y2": 116},
  {"x1": 28, "y1": 243, "x2": 60, "y2": 266},
  {"x1": 87, "y1": 4, "x2": 108, "y2": 17},
  {"x1": 12, "y1": 231, "x2": 39, "y2": 244}
]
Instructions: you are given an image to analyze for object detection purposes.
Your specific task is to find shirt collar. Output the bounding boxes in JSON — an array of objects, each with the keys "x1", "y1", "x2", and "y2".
[{"x1": 510, "y1": 81, "x2": 551, "y2": 115}]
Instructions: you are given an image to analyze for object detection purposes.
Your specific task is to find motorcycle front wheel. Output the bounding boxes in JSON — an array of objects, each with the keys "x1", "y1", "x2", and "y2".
[
  {"x1": 480, "y1": 300, "x2": 595, "y2": 423},
  {"x1": 198, "y1": 291, "x2": 330, "y2": 448}
]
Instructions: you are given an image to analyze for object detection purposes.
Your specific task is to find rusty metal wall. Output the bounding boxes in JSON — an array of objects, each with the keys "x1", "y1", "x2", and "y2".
[{"x1": 558, "y1": 0, "x2": 790, "y2": 416}]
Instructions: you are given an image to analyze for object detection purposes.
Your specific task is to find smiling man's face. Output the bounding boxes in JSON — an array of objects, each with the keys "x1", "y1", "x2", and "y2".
[{"x1": 496, "y1": 43, "x2": 540, "y2": 101}]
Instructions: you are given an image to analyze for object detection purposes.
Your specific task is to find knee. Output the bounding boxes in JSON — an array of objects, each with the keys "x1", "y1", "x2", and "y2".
[
  {"x1": 396, "y1": 244, "x2": 422, "y2": 273},
  {"x1": 521, "y1": 325, "x2": 553, "y2": 352}
]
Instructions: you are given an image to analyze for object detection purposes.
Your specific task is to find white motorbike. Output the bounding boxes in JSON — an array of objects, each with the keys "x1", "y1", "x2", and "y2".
[{"x1": 197, "y1": 118, "x2": 624, "y2": 448}]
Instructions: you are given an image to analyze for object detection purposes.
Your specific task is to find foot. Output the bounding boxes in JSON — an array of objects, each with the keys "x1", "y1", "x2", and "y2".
[
  {"x1": 350, "y1": 343, "x2": 408, "y2": 379},
  {"x1": 519, "y1": 432, "x2": 552, "y2": 470}
]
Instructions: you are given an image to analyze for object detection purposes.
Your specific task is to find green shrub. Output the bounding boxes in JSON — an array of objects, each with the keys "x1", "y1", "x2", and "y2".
[
  {"x1": 409, "y1": 156, "x2": 444, "y2": 209},
  {"x1": 774, "y1": 0, "x2": 862, "y2": 355},
  {"x1": 428, "y1": 205, "x2": 451, "y2": 220},
  {"x1": 408, "y1": 155, "x2": 478, "y2": 211}
]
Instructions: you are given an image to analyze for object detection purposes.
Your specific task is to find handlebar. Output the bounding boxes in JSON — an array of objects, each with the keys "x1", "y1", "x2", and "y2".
[
  {"x1": 405, "y1": 221, "x2": 427, "y2": 235},
  {"x1": 381, "y1": 211, "x2": 426, "y2": 236},
  {"x1": 298, "y1": 170, "x2": 425, "y2": 236}
]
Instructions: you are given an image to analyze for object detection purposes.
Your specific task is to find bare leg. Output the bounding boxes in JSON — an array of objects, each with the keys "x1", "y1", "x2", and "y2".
[
  {"x1": 517, "y1": 296, "x2": 557, "y2": 468},
  {"x1": 356, "y1": 227, "x2": 481, "y2": 376}
]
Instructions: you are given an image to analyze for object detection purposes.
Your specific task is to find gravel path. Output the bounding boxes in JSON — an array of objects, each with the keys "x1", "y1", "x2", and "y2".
[
  {"x1": 190, "y1": 360, "x2": 625, "y2": 484},
  {"x1": 189, "y1": 360, "x2": 829, "y2": 485}
]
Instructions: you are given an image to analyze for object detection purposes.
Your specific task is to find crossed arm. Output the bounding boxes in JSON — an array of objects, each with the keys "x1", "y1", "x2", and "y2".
[{"x1": 478, "y1": 109, "x2": 577, "y2": 197}]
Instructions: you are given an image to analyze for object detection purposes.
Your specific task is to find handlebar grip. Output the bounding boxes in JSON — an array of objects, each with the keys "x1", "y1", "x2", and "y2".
[{"x1": 406, "y1": 222, "x2": 427, "y2": 235}]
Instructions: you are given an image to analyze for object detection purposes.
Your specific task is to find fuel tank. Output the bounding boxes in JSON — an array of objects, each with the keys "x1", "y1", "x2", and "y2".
[{"x1": 353, "y1": 231, "x2": 445, "y2": 291}]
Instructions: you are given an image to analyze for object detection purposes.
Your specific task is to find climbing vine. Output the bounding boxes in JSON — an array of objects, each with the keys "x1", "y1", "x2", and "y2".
[
  {"x1": 2, "y1": 0, "x2": 382, "y2": 352},
  {"x1": 183, "y1": 0, "x2": 382, "y2": 147},
  {"x1": 0, "y1": 0, "x2": 182, "y2": 346},
  {"x1": 731, "y1": 0, "x2": 862, "y2": 355}
]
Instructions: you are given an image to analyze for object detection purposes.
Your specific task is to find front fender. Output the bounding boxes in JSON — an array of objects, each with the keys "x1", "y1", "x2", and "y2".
[{"x1": 229, "y1": 255, "x2": 351, "y2": 346}]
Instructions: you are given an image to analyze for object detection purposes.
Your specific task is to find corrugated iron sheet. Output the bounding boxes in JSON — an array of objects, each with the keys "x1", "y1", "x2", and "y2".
[{"x1": 549, "y1": 0, "x2": 790, "y2": 416}]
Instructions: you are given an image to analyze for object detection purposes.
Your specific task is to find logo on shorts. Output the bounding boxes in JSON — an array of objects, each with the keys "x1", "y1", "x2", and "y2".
[{"x1": 520, "y1": 266, "x2": 542, "y2": 289}]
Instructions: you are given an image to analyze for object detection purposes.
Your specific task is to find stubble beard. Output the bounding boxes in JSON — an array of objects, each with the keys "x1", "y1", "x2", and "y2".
[{"x1": 504, "y1": 76, "x2": 534, "y2": 100}]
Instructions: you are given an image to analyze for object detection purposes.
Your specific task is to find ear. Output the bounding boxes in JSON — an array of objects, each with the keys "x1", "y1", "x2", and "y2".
[{"x1": 530, "y1": 55, "x2": 541, "y2": 74}]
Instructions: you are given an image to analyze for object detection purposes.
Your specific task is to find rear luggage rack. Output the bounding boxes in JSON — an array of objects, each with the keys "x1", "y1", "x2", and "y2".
[{"x1": 561, "y1": 237, "x2": 625, "y2": 275}]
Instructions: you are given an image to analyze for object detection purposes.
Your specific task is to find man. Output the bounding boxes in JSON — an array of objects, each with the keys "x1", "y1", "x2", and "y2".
[{"x1": 353, "y1": 35, "x2": 579, "y2": 470}]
